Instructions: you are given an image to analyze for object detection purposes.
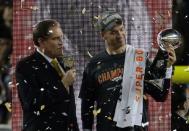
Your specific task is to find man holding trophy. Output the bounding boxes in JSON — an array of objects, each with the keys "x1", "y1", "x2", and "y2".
[{"x1": 79, "y1": 11, "x2": 178, "y2": 131}]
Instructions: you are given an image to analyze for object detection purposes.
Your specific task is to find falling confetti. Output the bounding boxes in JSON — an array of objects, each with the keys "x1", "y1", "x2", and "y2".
[
  {"x1": 141, "y1": 121, "x2": 149, "y2": 127},
  {"x1": 35, "y1": 111, "x2": 40, "y2": 116},
  {"x1": 28, "y1": 46, "x2": 31, "y2": 50},
  {"x1": 167, "y1": 10, "x2": 171, "y2": 17},
  {"x1": 94, "y1": 15, "x2": 101, "y2": 20},
  {"x1": 40, "y1": 88, "x2": 45, "y2": 91},
  {"x1": 93, "y1": 108, "x2": 101, "y2": 116},
  {"x1": 82, "y1": 8, "x2": 86, "y2": 14},
  {"x1": 5, "y1": 102, "x2": 11, "y2": 112},
  {"x1": 107, "y1": 116, "x2": 112, "y2": 120},
  {"x1": 45, "y1": 126, "x2": 52, "y2": 130},
  {"x1": 62, "y1": 112, "x2": 68, "y2": 116},
  {"x1": 8, "y1": 82, "x2": 13, "y2": 85},
  {"x1": 175, "y1": 11, "x2": 179, "y2": 14},
  {"x1": 24, "y1": 80, "x2": 27, "y2": 83},
  {"x1": 79, "y1": 29, "x2": 83, "y2": 34},
  {"x1": 53, "y1": 86, "x2": 58, "y2": 90},
  {"x1": 40, "y1": 105, "x2": 45, "y2": 110},
  {"x1": 87, "y1": 51, "x2": 93, "y2": 58},
  {"x1": 158, "y1": 116, "x2": 162, "y2": 121}
]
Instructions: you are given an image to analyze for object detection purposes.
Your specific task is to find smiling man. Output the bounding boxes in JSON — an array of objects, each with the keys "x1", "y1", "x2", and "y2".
[
  {"x1": 16, "y1": 20, "x2": 78, "y2": 131},
  {"x1": 79, "y1": 11, "x2": 176, "y2": 131}
]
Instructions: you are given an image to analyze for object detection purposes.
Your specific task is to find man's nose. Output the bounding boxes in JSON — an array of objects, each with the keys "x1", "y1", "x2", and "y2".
[{"x1": 59, "y1": 37, "x2": 64, "y2": 44}]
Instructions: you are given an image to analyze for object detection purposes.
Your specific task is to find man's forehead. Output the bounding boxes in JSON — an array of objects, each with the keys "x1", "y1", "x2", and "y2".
[
  {"x1": 48, "y1": 27, "x2": 63, "y2": 36},
  {"x1": 109, "y1": 24, "x2": 124, "y2": 31}
]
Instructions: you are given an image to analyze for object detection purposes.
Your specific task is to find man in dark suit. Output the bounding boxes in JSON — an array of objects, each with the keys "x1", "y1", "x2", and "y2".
[{"x1": 16, "y1": 19, "x2": 79, "y2": 131}]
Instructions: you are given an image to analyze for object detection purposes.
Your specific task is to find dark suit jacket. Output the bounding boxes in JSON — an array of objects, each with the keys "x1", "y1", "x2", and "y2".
[{"x1": 16, "y1": 51, "x2": 79, "y2": 131}]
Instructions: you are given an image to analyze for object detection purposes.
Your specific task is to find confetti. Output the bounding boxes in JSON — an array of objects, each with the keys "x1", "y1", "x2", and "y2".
[
  {"x1": 167, "y1": 10, "x2": 171, "y2": 17},
  {"x1": 30, "y1": 6, "x2": 39, "y2": 11},
  {"x1": 40, "y1": 105, "x2": 45, "y2": 110},
  {"x1": 158, "y1": 116, "x2": 162, "y2": 121},
  {"x1": 87, "y1": 51, "x2": 93, "y2": 58},
  {"x1": 5, "y1": 102, "x2": 11, "y2": 112},
  {"x1": 93, "y1": 108, "x2": 101, "y2": 116},
  {"x1": 107, "y1": 116, "x2": 112, "y2": 120},
  {"x1": 62, "y1": 112, "x2": 68, "y2": 116},
  {"x1": 94, "y1": 15, "x2": 101, "y2": 20},
  {"x1": 45, "y1": 65, "x2": 48, "y2": 69},
  {"x1": 28, "y1": 46, "x2": 31, "y2": 50},
  {"x1": 141, "y1": 121, "x2": 149, "y2": 127},
  {"x1": 79, "y1": 29, "x2": 83, "y2": 34},
  {"x1": 53, "y1": 86, "x2": 58, "y2": 90},
  {"x1": 34, "y1": 111, "x2": 40, "y2": 116},
  {"x1": 40, "y1": 88, "x2": 45, "y2": 91},
  {"x1": 175, "y1": 11, "x2": 179, "y2": 14},
  {"x1": 8, "y1": 81, "x2": 13, "y2": 85},
  {"x1": 82, "y1": 8, "x2": 86, "y2": 14},
  {"x1": 45, "y1": 126, "x2": 52, "y2": 130},
  {"x1": 97, "y1": 61, "x2": 101, "y2": 64},
  {"x1": 24, "y1": 80, "x2": 27, "y2": 83}
]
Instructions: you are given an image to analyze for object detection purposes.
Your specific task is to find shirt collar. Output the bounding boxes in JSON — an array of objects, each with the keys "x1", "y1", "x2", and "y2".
[{"x1": 36, "y1": 48, "x2": 53, "y2": 63}]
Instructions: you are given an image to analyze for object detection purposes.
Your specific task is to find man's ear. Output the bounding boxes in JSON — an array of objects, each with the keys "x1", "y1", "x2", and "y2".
[{"x1": 38, "y1": 38, "x2": 44, "y2": 47}]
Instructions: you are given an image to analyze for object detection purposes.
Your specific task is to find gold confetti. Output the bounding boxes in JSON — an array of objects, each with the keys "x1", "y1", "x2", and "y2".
[
  {"x1": 40, "y1": 105, "x2": 45, "y2": 110},
  {"x1": 107, "y1": 116, "x2": 112, "y2": 120},
  {"x1": 5, "y1": 102, "x2": 11, "y2": 112},
  {"x1": 94, "y1": 15, "x2": 101, "y2": 20},
  {"x1": 93, "y1": 108, "x2": 101, "y2": 116}
]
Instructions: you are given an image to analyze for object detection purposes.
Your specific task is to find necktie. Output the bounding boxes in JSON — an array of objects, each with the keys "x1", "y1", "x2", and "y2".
[
  {"x1": 51, "y1": 58, "x2": 65, "y2": 78},
  {"x1": 51, "y1": 58, "x2": 69, "y2": 93}
]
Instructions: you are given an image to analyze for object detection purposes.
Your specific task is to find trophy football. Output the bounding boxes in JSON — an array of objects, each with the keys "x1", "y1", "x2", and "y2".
[
  {"x1": 149, "y1": 29, "x2": 182, "y2": 79},
  {"x1": 61, "y1": 55, "x2": 75, "y2": 69},
  {"x1": 157, "y1": 28, "x2": 182, "y2": 51}
]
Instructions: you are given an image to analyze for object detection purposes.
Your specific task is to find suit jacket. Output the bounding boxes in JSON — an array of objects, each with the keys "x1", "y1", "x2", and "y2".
[{"x1": 16, "y1": 51, "x2": 79, "y2": 131}]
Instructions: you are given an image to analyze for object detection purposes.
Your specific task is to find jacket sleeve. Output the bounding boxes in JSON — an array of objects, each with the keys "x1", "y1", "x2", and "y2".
[
  {"x1": 69, "y1": 86, "x2": 79, "y2": 130},
  {"x1": 79, "y1": 64, "x2": 95, "y2": 130},
  {"x1": 16, "y1": 61, "x2": 58, "y2": 113}
]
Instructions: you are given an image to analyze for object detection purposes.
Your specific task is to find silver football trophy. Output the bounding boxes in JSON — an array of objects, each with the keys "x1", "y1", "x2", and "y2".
[{"x1": 157, "y1": 28, "x2": 182, "y2": 51}]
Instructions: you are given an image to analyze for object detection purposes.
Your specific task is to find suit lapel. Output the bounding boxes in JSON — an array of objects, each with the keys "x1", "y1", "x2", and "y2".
[{"x1": 32, "y1": 51, "x2": 69, "y2": 94}]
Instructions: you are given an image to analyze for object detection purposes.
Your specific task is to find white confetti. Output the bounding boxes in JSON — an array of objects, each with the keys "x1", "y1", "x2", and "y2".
[
  {"x1": 40, "y1": 88, "x2": 44, "y2": 91},
  {"x1": 28, "y1": 46, "x2": 31, "y2": 50},
  {"x1": 141, "y1": 121, "x2": 149, "y2": 127},
  {"x1": 62, "y1": 112, "x2": 68, "y2": 116},
  {"x1": 53, "y1": 86, "x2": 58, "y2": 90},
  {"x1": 40, "y1": 105, "x2": 45, "y2": 110},
  {"x1": 24, "y1": 80, "x2": 27, "y2": 83},
  {"x1": 82, "y1": 8, "x2": 86, "y2": 14},
  {"x1": 5, "y1": 102, "x2": 11, "y2": 112}
]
